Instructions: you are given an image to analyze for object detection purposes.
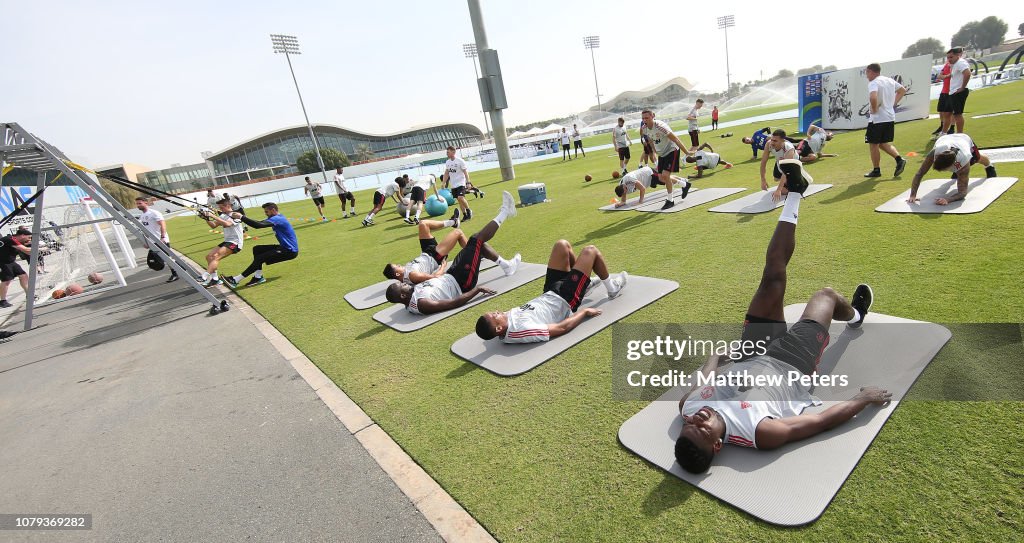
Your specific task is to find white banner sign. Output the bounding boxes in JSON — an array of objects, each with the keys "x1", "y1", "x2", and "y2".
[{"x1": 822, "y1": 55, "x2": 931, "y2": 130}]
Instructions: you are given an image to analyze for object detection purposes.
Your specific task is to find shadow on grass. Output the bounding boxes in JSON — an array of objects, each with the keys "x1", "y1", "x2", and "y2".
[
  {"x1": 356, "y1": 323, "x2": 389, "y2": 340},
  {"x1": 640, "y1": 470, "x2": 696, "y2": 518},
  {"x1": 446, "y1": 361, "x2": 479, "y2": 379},
  {"x1": 818, "y1": 179, "x2": 887, "y2": 205},
  {"x1": 576, "y1": 213, "x2": 658, "y2": 244}
]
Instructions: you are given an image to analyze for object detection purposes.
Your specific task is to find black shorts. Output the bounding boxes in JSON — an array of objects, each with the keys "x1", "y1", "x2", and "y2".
[
  {"x1": 446, "y1": 235, "x2": 485, "y2": 292},
  {"x1": 688, "y1": 130, "x2": 700, "y2": 147},
  {"x1": 949, "y1": 88, "x2": 970, "y2": 115},
  {"x1": 562, "y1": 144, "x2": 571, "y2": 151},
  {"x1": 312, "y1": 196, "x2": 325, "y2": 206},
  {"x1": 218, "y1": 242, "x2": 241, "y2": 254},
  {"x1": 420, "y1": 238, "x2": 444, "y2": 264},
  {"x1": 410, "y1": 186, "x2": 426, "y2": 203},
  {"x1": 617, "y1": 147, "x2": 631, "y2": 160},
  {"x1": 450, "y1": 186, "x2": 467, "y2": 198},
  {"x1": 373, "y1": 191, "x2": 386, "y2": 207},
  {"x1": 740, "y1": 314, "x2": 830, "y2": 374},
  {"x1": 865, "y1": 121, "x2": 895, "y2": 144},
  {"x1": 937, "y1": 93, "x2": 952, "y2": 113},
  {"x1": 797, "y1": 140, "x2": 814, "y2": 158},
  {"x1": 656, "y1": 149, "x2": 681, "y2": 173},
  {"x1": 543, "y1": 268, "x2": 590, "y2": 312},
  {"x1": 337, "y1": 191, "x2": 355, "y2": 201},
  {"x1": 0, "y1": 262, "x2": 26, "y2": 282},
  {"x1": 574, "y1": 140, "x2": 584, "y2": 149}
]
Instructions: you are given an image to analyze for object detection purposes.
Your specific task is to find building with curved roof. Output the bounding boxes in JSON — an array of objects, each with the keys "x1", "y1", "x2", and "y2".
[
  {"x1": 590, "y1": 77, "x2": 696, "y2": 113},
  {"x1": 207, "y1": 122, "x2": 482, "y2": 184}
]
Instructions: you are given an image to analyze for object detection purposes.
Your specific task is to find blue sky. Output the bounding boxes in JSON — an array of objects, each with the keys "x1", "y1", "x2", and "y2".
[{"x1": 3, "y1": 0, "x2": 1020, "y2": 169}]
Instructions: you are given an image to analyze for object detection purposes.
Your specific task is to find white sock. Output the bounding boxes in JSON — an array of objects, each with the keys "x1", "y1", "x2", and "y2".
[
  {"x1": 443, "y1": 219, "x2": 456, "y2": 227},
  {"x1": 849, "y1": 308, "x2": 861, "y2": 324},
  {"x1": 201, "y1": 272, "x2": 210, "y2": 281},
  {"x1": 493, "y1": 211, "x2": 508, "y2": 225},
  {"x1": 232, "y1": 274, "x2": 244, "y2": 282},
  {"x1": 603, "y1": 276, "x2": 616, "y2": 291},
  {"x1": 405, "y1": 209, "x2": 411, "y2": 219},
  {"x1": 254, "y1": 270, "x2": 264, "y2": 279},
  {"x1": 367, "y1": 212, "x2": 375, "y2": 220},
  {"x1": 780, "y1": 192, "x2": 801, "y2": 224},
  {"x1": 211, "y1": 272, "x2": 219, "y2": 280},
  {"x1": 415, "y1": 209, "x2": 422, "y2": 220}
]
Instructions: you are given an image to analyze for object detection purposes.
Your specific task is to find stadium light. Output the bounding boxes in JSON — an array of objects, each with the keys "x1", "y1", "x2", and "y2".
[
  {"x1": 463, "y1": 43, "x2": 491, "y2": 139},
  {"x1": 583, "y1": 35, "x2": 602, "y2": 112},
  {"x1": 270, "y1": 34, "x2": 329, "y2": 183},
  {"x1": 717, "y1": 15, "x2": 736, "y2": 95}
]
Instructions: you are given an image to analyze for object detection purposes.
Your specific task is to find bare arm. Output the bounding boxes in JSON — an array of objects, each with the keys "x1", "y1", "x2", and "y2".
[
  {"x1": 869, "y1": 90, "x2": 879, "y2": 114},
  {"x1": 547, "y1": 307, "x2": 602, "y2": 339},
  {"x1": 698, "y1": 142, "x2": 713, "y2": 152},
  {"x1": 894, "y1": 86, "x2": 907, "y2": 107},
  {"x1": 759, "y1": 152, "x2": 771, "y2": 190},
  {"x1": 415, "y1": 286, "x2": 494, "y2": 314},
  {"x1": 755, "y1": 387, "x2": 891, "y2": 449},
  {"x1": 936, "y1": 170, "x2": 970, "y2": 205},
  {"x1": 908, "y1": 151, "x2": 935, "y2": 202}
]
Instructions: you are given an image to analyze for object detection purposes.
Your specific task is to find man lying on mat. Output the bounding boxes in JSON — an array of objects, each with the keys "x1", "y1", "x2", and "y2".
[
  {"x1": 475, "y1": 240, "x2": 627, "y2": 343},
  {"x1": 907, "y1": 133, "x2": 998, "y2": 206},
  {"x1": 673, "y1": 189, "x2": 890, "y2": 474},
  {"x1": 386, "y1": 192, "x2": 520, "y2": 315},
  {"x1": 383, "y1": 217, "x2": 464, "y2": 286}
]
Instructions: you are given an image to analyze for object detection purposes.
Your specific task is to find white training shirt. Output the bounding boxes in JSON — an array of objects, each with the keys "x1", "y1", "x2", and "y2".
[
  {"x1": 681, "y1": 356, "x2": 821, "y2": 449},
  {"x1": 411, "y1": 174, "x2": 435, "y2": 191},
  {"x1": 572, "y1": 129, "x2": 582, "y2": 142},
  {"x1": 687, "y1": 107, "x2": 700, "y2": 131},
  {"x1": 769, "y1": 140, "x2": 797, "y2": 162},
  {"x1": 139, "y1": 208, "x2": 167, "y2": 242},
  {"x1": 612, "y1": 126, "x2": 629, "y2": 148},
  {"x1": 694, "y1": 150, "x2": 720, "y2": 169},
  {"x1": 502, "y1": 291, "x2": 572, "y2": 343},
  {"x1": 407, "y1": 274, "x2": 462, "y2": 315},
  {"x1": 948, "y1": 58, "x2": 971, "y2": 93},
  {"x1": 932, "y1": 133, "x2": 976, "y2": 172},
  {"x1": 402, "y1": 253, "x2": 441, "y2": 285},
  {"x1": 206, "y1": 195, "x2": 218, "y2": 207},
  {"x1": 377, "y1": 181, "x2": 400, "y2": 198},
  {"x1": 306, "y1": 182, "x2": 323, "y2": 198},
  {"x1": 560, "y1": 132, "x2": 571, "y2": 145},
  {"x1": 220, "y1": 213, "x2": 244, "y2": 248},
  {"x1": 445, "y1": 157, "x2": 469, "y2": 188},
  {"x1": 333, "y1": 173, "x2": 348, "y2": 193},
  {"x1": 867, "y1": 75, "x2": 904, "y2": 123},
  {"x1": 807, "y1": 130, "x2": 828, "y2": 154},
  {"x1": 641, "y1": 120, "x2": 679, "y2": 157},
  {"x1": 619, "y1": 166, "x2": 655, "y2": 195}
]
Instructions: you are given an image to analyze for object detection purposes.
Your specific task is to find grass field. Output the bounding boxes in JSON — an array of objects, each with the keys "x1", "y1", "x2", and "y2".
[{"x1": 169, "y1": 82, "x2": 1023, "y2": 541}]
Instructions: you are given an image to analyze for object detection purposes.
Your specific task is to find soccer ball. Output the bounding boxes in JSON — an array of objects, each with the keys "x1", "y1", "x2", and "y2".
[
  {"x1": 584, "y1": 175, "x2": 593, "y2": 182},
  {"x1": 88, "y1": 272, "x2": 103, "y2": 284},
  {"x1": 611, "y1": 171, "x2": 621, "y2": 179},
  {"x1": 52, "y1": 289, "x2": 66, "y2": 299},
  {"x1": 66, "y1": 283, "x2": 84, "y2": 295}
]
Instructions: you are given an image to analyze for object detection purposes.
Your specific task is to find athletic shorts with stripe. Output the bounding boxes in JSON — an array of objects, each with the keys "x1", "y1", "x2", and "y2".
[
  {"x1": 543, "y1": 268, "x2": 591, "y2": 312},
  {"x1": 420, "y1": 238, "x2": 444, "y2": 264},
  {"x1": 656, "y1": 149, "x2": 681, "y2": 173},
  {"x1": 739, "y1": 314, "x2": 830, "y2": 375},
  {"x1": 446, "y1": 235, "x2": 486, "y2": 292}
]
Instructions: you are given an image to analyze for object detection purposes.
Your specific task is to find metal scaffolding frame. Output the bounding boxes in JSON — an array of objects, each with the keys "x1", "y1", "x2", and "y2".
[{"x1": 1, "y1": 122, "x2": 229, "y2": 330}]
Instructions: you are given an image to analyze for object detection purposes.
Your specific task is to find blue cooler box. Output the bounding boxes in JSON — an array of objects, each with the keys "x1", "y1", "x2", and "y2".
[{"x1": 518, "y1": 183, "x2": 547, "y2": 205}]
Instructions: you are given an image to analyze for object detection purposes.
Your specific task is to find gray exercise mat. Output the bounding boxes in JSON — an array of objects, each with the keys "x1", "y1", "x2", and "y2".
[
  {"x1": 708, "y1": 184, "x2": 833, "y2": 214},
  {"x1": 345, "y1": 260, "x2": 496, "y2": 310},
  {"x1": 617, "y1": 305, "x2": 951, "y2": 526},
  {"x1": 874, "y1": 177, "x2": 1017, "y2": 214},
  {"x1": 450, "y1": 275, "x2": 678, "y2": 376},
  {"x1": 636, "y1": 188, "x2": 747, "y2": 213},
  {"x1": 371, "y1": 263, "x2": 546, "y2": 332},
  {"x1": 598, "y1": 187, "x2": 683, "y2": 211},
  {"x1": 983, "y1": 146, "x2": 1024, "y2": 164},
  {"x1": 972, "y1": 110, "x2": 1020, "y2": 119}
]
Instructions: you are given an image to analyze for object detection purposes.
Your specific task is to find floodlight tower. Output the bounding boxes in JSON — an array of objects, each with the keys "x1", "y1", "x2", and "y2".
[
  {"x1": 583, "y1": 36, "x2": 602, "y2": 113},
  {"x1": 271, "y1": 33, "x2": 329, "y2": 183},
  {"x1": 463, "y1": 43, "x2": 492, "y2": 139},
  {"x1": 717, "y1": 15, "x2": 736, "y2": 96}
]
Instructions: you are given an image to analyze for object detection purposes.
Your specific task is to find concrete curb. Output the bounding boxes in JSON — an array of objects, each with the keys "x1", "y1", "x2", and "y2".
[{"x1": 220, "y1": 287, "x2": 496, "y2": 543}]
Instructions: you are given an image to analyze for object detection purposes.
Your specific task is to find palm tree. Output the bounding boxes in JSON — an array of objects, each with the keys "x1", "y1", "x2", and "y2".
[{"x1": 355, "y1": 144, "x2": 374, "y2": 163}]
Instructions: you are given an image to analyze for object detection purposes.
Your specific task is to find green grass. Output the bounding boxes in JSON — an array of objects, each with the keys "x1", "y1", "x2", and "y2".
[{"x1": 169, "y1": 82, "x2": 1024, "y2": 542}]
